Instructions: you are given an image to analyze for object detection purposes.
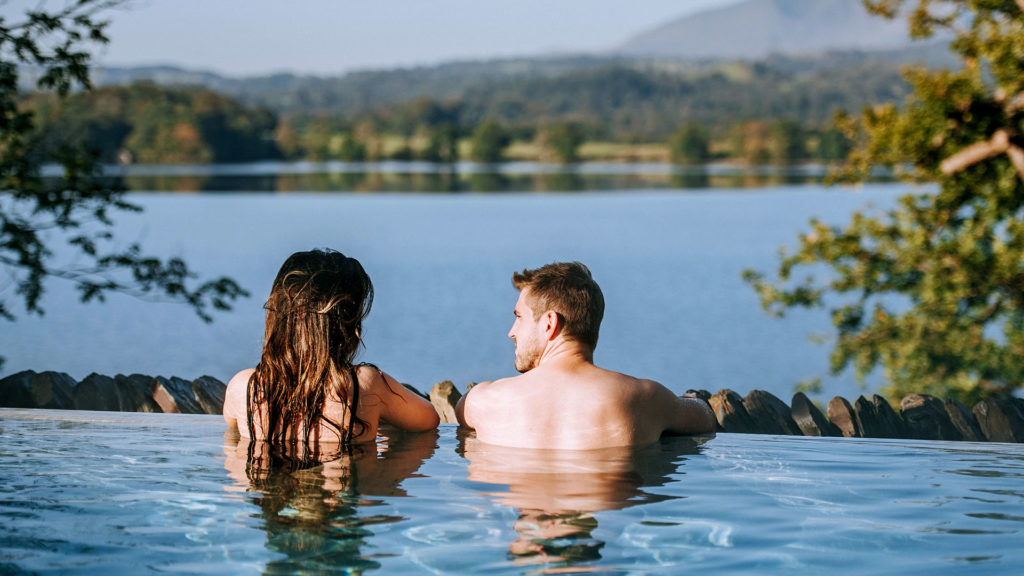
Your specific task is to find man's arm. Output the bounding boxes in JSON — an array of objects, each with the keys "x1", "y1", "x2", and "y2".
[
  {"x1": 669, "y1": 396, "x2": 717, "y2": 434},
  {"x1": 653, "y1": 384, "x2": 717, "y2": 435}
]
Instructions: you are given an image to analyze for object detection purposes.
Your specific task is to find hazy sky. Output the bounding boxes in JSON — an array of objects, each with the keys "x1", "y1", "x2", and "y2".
[{"x1": 4, "y1": 0, "x2": 743, "y2": 76}]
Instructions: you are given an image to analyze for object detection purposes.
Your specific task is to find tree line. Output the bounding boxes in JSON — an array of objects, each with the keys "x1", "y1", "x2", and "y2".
[
  {"x1": 22, "y1": 49, "x2": 935, "y2": 166},
  {"x1": 25, "y1": 78, "x2": 861, "y2": 166}
]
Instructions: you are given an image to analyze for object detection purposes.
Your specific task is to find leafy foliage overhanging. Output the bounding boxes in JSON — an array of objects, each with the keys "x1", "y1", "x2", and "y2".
[
  {"x1": 745, "y1": 0, "x2": 1024, "y2": 403},
  {"x1": 0, "y1": 0, "x2": 248, "y2": 368}
]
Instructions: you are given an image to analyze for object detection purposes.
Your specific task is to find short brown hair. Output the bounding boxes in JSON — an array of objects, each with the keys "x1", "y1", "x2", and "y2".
[{"x1": 512, "y1": 261, "x2": 604, "y2": 350}]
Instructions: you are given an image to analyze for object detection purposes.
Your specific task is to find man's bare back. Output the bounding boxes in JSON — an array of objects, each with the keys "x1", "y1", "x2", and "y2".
[
  {"x1": 457, "y1": 264, "x2": 716, "y2": 450},
  {"x1": 460, "y1": 355, "x2": 714, "y2": 449}
]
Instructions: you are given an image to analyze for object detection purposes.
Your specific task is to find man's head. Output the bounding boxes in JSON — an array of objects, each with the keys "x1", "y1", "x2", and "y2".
[{"x1": 508, "y1": 262, "x2": 604, "y2": 371}]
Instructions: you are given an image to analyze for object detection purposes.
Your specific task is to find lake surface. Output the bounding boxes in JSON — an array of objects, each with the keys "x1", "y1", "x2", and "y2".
[
  {"x1": 2, "y1": 409, "x2": 1021, "y2": 574},
  {"x1": 2, "y1": 163, "x2": 919, "y2": 402}
]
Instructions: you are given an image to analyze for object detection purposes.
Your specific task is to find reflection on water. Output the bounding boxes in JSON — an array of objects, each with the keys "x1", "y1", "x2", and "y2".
[
  {"x1": 459, "y1": 433, "x2": 708, "y2": 571},
  {"x1": 224, "y1": 426, "x2": 708, "y2": 573},
  {"x1": 43, "y1": 161, "x2": 889, "y2": 193},
  {"x1": 116, "y1": 171, "x2": 830, "y2": 193},
  {"x1": 224, "y1": 427, "x2": 438, "y2": 574}
]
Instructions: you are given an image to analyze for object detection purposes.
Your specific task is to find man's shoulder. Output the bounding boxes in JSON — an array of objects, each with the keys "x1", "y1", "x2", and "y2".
[
  {"x1": 466, "y1": 374, "x2": 544, "y2": 418},
  {"x1": 467, "y1": 375, "x2": 520, "y2": 399},
  {"x1": 629, "y1": 375, "x2": 675, "y2": 400},
  {"x1": 460, "y1": 377, "x2": 517, "y2": 429},
  {"x1": 590, "y1": 366, "x2": 662, "y2": 392}
]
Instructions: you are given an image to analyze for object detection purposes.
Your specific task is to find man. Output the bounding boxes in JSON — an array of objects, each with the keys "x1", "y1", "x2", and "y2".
[{"x1": 456, "y1": 261, "x2": 716, "y2": 449}]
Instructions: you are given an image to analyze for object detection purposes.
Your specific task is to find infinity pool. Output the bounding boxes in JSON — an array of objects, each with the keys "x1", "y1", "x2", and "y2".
[{"x1": 1, "y1": 408, "x2": 1022, "y2": 574}]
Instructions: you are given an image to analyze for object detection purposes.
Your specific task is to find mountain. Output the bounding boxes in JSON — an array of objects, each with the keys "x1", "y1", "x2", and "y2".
[
  {"x1": 84, "y1": 41, "x2": 950, "y2": 125},
  {"x1": 617, "y1": 0, "x2": 917, "y2": 60}
]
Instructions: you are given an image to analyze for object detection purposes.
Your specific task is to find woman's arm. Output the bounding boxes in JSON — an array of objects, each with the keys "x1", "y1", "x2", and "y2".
[{"x1": 375, "y1": 370, "x2": 440, "y2": 432}]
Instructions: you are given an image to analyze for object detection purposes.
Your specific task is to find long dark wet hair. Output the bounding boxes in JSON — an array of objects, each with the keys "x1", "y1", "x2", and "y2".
[{"x1": 247, "y1": 249, "x2": 374, "y2": 448}]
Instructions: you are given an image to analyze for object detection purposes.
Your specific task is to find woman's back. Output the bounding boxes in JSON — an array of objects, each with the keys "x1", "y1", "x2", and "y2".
[
  {"x1": 224, "y1": 364, "x2": 438, "y2": 443},
  {"x1": 223, "y1": 249, "x2": 438, "y2": 445}
]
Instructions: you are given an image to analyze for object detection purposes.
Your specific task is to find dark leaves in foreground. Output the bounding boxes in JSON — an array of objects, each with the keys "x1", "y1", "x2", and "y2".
[{"x1": 1, "y1": 1, "x2": 248, "y2": 368}]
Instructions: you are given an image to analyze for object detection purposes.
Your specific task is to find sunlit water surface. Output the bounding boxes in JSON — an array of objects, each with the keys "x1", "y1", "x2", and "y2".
[{"x1": 1, "y1": 409, "x2": 1021, "y2": 574}]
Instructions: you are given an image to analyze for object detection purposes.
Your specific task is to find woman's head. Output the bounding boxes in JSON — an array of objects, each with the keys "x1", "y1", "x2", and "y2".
[
  {"x1": 251, "y1": 249, "x2": 374, "y2": 446},
  {"x1": 263, "y1": 249, "x2": 374, "y2": 364}
]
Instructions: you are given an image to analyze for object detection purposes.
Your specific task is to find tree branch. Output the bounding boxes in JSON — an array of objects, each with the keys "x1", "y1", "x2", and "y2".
[
  {"x1": 1007, "y1": 145, "x2": 1024, "y2": 182},
  {"x1": 940, "y1": 129, "x2": 1011, "y2": 175},
  {"x1": 1009, "y1": 95, "x2": 1024, "y2": 116},
  {"x1": 4, "y1": 0, "x2": 123, "y2": 32}
]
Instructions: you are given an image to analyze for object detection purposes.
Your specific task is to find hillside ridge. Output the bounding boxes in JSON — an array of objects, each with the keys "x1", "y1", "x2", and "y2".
[{"x1": 618, "y1": 0, "x2": 914, "y2": 60}]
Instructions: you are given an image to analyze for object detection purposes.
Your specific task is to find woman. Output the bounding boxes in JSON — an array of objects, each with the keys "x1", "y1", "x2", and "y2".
[{"x1": 224, "y1": 249, "x2": 439, "y2": 446}]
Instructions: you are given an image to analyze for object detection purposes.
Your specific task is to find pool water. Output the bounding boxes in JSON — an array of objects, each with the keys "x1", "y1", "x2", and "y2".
[{"x1": 1, "y1": 408, "x2": 1022, "y2": 574}]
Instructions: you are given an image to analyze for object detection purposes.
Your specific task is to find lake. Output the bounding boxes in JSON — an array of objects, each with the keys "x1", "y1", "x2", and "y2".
[{"x1": 1, "y1": 162, "x2": 917, "y2": 403}]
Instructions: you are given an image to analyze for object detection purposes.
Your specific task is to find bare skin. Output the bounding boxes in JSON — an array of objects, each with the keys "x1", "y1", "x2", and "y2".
[
  {"x1": 456, "y1": 289, "x2": 716, "y2": 450},
  {"x1": 224, "y1": 364, "x2": 439, "y2": 444}
]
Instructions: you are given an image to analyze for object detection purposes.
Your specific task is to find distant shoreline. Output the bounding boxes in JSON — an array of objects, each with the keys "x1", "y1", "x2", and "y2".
[{"x1": 38, "y1": 160, "x2": 900, "y2": 194}]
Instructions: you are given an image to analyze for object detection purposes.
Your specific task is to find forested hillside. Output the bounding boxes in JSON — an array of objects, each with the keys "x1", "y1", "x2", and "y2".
[
  {"x1": 375, "y1": 58, "x2": 913, "y2": 139},
  {"x1": 24, "y1": 47, "x2": 953, "y2": 164}
]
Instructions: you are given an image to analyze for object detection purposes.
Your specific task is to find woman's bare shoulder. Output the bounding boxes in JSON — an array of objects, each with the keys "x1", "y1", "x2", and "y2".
[
  {"x1": 354, "y1": 363, "x2": 388, "y2": 391},
  {"x1": 356, "y1": 364, "x2": 419, "y2": 394},
  {"x1": 354, "y1": 363, "x2": 383, "y2": 379},
  {"x1": 228, "y1": 368, "x2": 256, "y2": 386},
  {"x1": 223, "y1": 368, "x2": 255, "y2": 430}
]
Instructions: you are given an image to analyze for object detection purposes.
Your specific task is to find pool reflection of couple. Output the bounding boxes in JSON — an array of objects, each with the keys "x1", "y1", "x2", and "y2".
[{"x1": 223, "y1": 428, "x2": 707, "y2": 571}]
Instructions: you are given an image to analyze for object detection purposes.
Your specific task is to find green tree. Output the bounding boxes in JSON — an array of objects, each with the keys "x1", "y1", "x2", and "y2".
[
  {"x1": 669, "y1": 123, "x2": 711, "y2": 164},
  {"x1": 273, "y1": 116, "x2": 310, "y2": 160},
  {"x1": 0, "y1": 1, "x2": 246, "y2": 369},
  {"x1": 815, "y1": 126, "x2": 853, "y2": 161},
  {"x1": 744, "y1": 0, "x2": 1024, "y2": 403},
  {"x1": 769, "y1": 119, "x2": 806, "y2": 164},
  {"x1": 469, "y1": 120, "x2": 509, "y2": 163},
  {"x1": 542, "y1": 122, "x2": 585, "y2": 164},
  {"x1": 335, "y1": 134, "x2": 367, "y2": 161},
  {"x1": 421, "y1": 124, "x2": 459, "y2": 163},
  {"x1": 389, "y1": 144, "x2": 413, "y2": 161},
  {"x1": 732, "y1": 121, "x2": 773, "y2": 165},
  {"x1": 300, "y1": 117, "x2": 334, "y2": 160}
]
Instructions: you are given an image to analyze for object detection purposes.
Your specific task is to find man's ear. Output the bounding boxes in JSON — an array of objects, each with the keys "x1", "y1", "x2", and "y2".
[{"x1": 542, "y1": 310, "x2": 562, "y2": 340}]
